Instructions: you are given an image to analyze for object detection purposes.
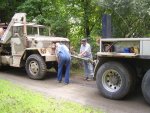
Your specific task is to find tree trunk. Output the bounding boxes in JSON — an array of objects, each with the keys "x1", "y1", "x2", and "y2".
[{"x1": 82, "y1": 0, "x2": 91, "y2": 38}]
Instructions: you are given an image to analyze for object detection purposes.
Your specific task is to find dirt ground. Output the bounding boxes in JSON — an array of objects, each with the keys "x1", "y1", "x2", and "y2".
[{"x1": 0, "y1": 67, "x2": 150, "y2": 113}]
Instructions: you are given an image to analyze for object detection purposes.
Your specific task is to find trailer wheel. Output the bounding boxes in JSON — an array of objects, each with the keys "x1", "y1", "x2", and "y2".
[
  {"x1": 96, "y1": 61, "x2": 132, "y2": 99},
  {"x1": 142, "y1": 69, "x2": 150, "y2": 104},
  {"x1": 25, "y1": 54, "x2": 47, "y2": 80}
]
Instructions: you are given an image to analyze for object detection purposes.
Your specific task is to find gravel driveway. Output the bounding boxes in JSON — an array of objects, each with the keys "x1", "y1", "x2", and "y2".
[{"x1": 0, "y1": 67, "x2": 150, "y2": 113}]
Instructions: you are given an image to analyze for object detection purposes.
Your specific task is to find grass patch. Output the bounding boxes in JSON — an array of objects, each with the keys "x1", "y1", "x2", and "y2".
[
  {"x1": 71, "y1": 67, "x2": 84, "y2": 75},
  {"x1": 0, "y1": 80, "x2": 103, "y2": 113}
]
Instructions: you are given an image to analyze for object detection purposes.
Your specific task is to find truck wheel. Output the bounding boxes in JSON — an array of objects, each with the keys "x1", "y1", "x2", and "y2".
[
  {"x1": 96, "y1": 61, "x2": 132, "y2": 99},
  {"x1": 25, "y1": 54, "x2": 47, "y2": 80},
  {"x1": 141, "y1": 69, "x2": 150, "y2": 104}
]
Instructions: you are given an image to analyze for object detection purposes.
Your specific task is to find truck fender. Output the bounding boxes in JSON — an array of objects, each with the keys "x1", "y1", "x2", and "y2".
[
  {"x1": 20, "y1": 50, "x2": 41, "y2": 67},
  {"x1": 94, "y1": 60, "x2": 104, "y2": 79}
]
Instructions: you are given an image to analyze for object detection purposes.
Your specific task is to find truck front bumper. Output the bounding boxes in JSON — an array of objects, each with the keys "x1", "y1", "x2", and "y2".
[{"x1": 45, "y1": 55, "x2": 57, "y2": 62}]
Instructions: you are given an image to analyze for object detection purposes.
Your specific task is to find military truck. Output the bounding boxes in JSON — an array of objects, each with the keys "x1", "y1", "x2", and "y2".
[
  {"x1": 0, "y1": 13, "x2": 69, "y2": 80},
  {"x1": 94, "y1": 38, "x2": 150, "y2": 104}
]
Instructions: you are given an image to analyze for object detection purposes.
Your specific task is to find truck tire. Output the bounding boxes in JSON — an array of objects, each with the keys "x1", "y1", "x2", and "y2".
[
  {"x1": 25, "y1": 54, "x2": 47, "y2": 80},
  {"x1": 141, "y1": 69, "x2": 150, "y2": 104},
  {"x1": 96, "y1": 61, "x2": 132, "y2": 99}
]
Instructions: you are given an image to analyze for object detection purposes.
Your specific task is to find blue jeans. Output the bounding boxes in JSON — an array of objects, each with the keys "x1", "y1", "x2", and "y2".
[
  {"x1": 83, "y1": 60, "x2": 94, "y2": 78},
  {"x1": 57, "y1": 53, "x2": 71, "y2": 83}
]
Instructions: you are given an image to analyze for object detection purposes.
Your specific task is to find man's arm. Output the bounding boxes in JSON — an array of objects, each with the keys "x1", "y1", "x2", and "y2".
[{"x1": 79, "y1": 44, "x2": 90, "y2": 57}]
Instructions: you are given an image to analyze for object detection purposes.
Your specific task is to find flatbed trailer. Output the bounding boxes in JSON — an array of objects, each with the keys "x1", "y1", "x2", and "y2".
[{"x1": 94, "y1": 38, "x2": 150, "y2": 104}]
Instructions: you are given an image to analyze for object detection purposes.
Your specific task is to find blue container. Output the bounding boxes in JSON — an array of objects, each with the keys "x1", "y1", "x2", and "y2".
[{"x1": 124, "y1": 48, "x2": 130, "y2": 53}]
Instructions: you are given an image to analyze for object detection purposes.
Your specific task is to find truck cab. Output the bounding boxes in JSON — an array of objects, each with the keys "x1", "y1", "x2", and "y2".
[{"x1": 0, "y1": 13, "x2": 69, "y2": 80}]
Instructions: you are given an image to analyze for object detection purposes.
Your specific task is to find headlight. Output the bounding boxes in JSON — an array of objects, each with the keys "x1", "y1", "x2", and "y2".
[{"x1": 40, "y1": 48, "x2": 47, "y2": 54}]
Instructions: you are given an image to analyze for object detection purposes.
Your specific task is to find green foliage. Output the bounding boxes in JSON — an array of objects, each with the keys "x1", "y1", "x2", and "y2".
[
  {"x1": 17, "y1": 0, "x2": 70, "y2": 37},
  {"x1": 16, "y1": 0, "x2": 102, "y2": 49},
  {"x1": 0, "y1": 0, "x2": 25, "y2": 22},
  {"x1": 0, "y1": 80, "x2": 103, "y2": 113},
  {"x1": 97, "y1": 0, "x2": 150, "y2": 38},
  {"x1": 1, "y1": 0, "x2": 150, "y2": 58}
]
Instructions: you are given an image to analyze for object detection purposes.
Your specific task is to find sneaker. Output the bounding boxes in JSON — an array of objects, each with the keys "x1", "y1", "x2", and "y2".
[
  {"x1": 58, "y1": 80, "x2": 62, "y2": 83},
  {"x1": 64, "y1": 82, "x2": 69, "y2": 85},
  {"x1": 87, "y1": 78, "x2": 93, "y2": 81},
  {"x1": 84, "y1": 77, "x2": 88, "y2": 80}
]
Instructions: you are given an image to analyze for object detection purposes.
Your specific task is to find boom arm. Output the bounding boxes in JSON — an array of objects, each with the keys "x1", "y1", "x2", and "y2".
[{"x1": 1, "y1": 13, "x2": 26, "y2": 44}]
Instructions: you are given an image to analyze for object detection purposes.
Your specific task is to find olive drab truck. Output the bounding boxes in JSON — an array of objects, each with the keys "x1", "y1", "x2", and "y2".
[
  {"x1": 94, "y1": 38, "x2": 150, "y2": 104},
  {"x1": 0, "y1": 13, "x2": 69, "y2": 79}
]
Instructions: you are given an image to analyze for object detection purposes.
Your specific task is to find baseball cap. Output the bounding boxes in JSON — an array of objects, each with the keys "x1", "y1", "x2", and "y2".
[{"x1": 81, "y1": 38, "x2": 87, "y2": 42}]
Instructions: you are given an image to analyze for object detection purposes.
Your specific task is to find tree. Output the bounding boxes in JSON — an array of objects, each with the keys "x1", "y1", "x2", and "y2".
[
  {"x1": 97, "y1": 0, "x2": 150, "y2": 38},
  {"x1": 0, "y1": 0, "x2": 25, "y2": 23},
  {"x1": 17, "y1": 0, "x2": 70, "y2": 37},
  {"x1": 17, "y1": 0, "x2": 102, "y2": 51}
]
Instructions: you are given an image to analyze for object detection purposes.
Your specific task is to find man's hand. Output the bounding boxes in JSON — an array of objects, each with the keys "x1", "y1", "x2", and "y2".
[
  {"x1": 78, "y1": 53, "x2": 84, "y2": 57},
  {"x1": 78, "y1": 54, "x2": 82, "y2": 57}
]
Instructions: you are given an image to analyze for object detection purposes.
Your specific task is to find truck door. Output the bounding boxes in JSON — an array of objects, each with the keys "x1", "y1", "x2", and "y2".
[{"x1": 10, "y1": 26, "x2": 25, "y2": 67}]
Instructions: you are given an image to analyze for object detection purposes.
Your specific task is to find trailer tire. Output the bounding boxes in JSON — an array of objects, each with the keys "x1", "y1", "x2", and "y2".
[
  {"x1": 25, "y1": 54, "x2": 47, "y2": 80},
  {"x1": 142, "y1": 69, "x2": 150, "y2": 104},
  {"x1": 96, "y1": 61, "x2": 132, "y2": 100}
]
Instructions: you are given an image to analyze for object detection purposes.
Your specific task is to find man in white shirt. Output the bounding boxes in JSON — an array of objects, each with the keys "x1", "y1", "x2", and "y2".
[{"x1": 79, "y1": 38, "x2": 94, "y2": 81}]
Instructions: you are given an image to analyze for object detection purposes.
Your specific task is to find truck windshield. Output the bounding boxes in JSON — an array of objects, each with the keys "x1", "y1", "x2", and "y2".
[
  {"x1": 13, "y1": 26, "x2": 23, "y2": 36},
  {"x1": 39, "y1": 27, "x2": 49, "y2": 36},
  {"x1": 27, "y1": 26, "x2": 49, "y2": 36}
]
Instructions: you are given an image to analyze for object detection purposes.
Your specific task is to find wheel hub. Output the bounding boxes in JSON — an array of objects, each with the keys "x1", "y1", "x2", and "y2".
[
  {"x1": 110, "y1": 73, "x2": 120, "y2": 85},
  {"x1": 29, "y1": 61, "x2": 39, "y2": 76},
  {"x1": 102, "y1": 69, "x2": 122, "y2": 92}
]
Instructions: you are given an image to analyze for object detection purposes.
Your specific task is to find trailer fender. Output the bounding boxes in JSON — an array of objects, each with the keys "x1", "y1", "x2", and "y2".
[{"x1": 94, "y1": 59, "x2": 106, "y2": 79}]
